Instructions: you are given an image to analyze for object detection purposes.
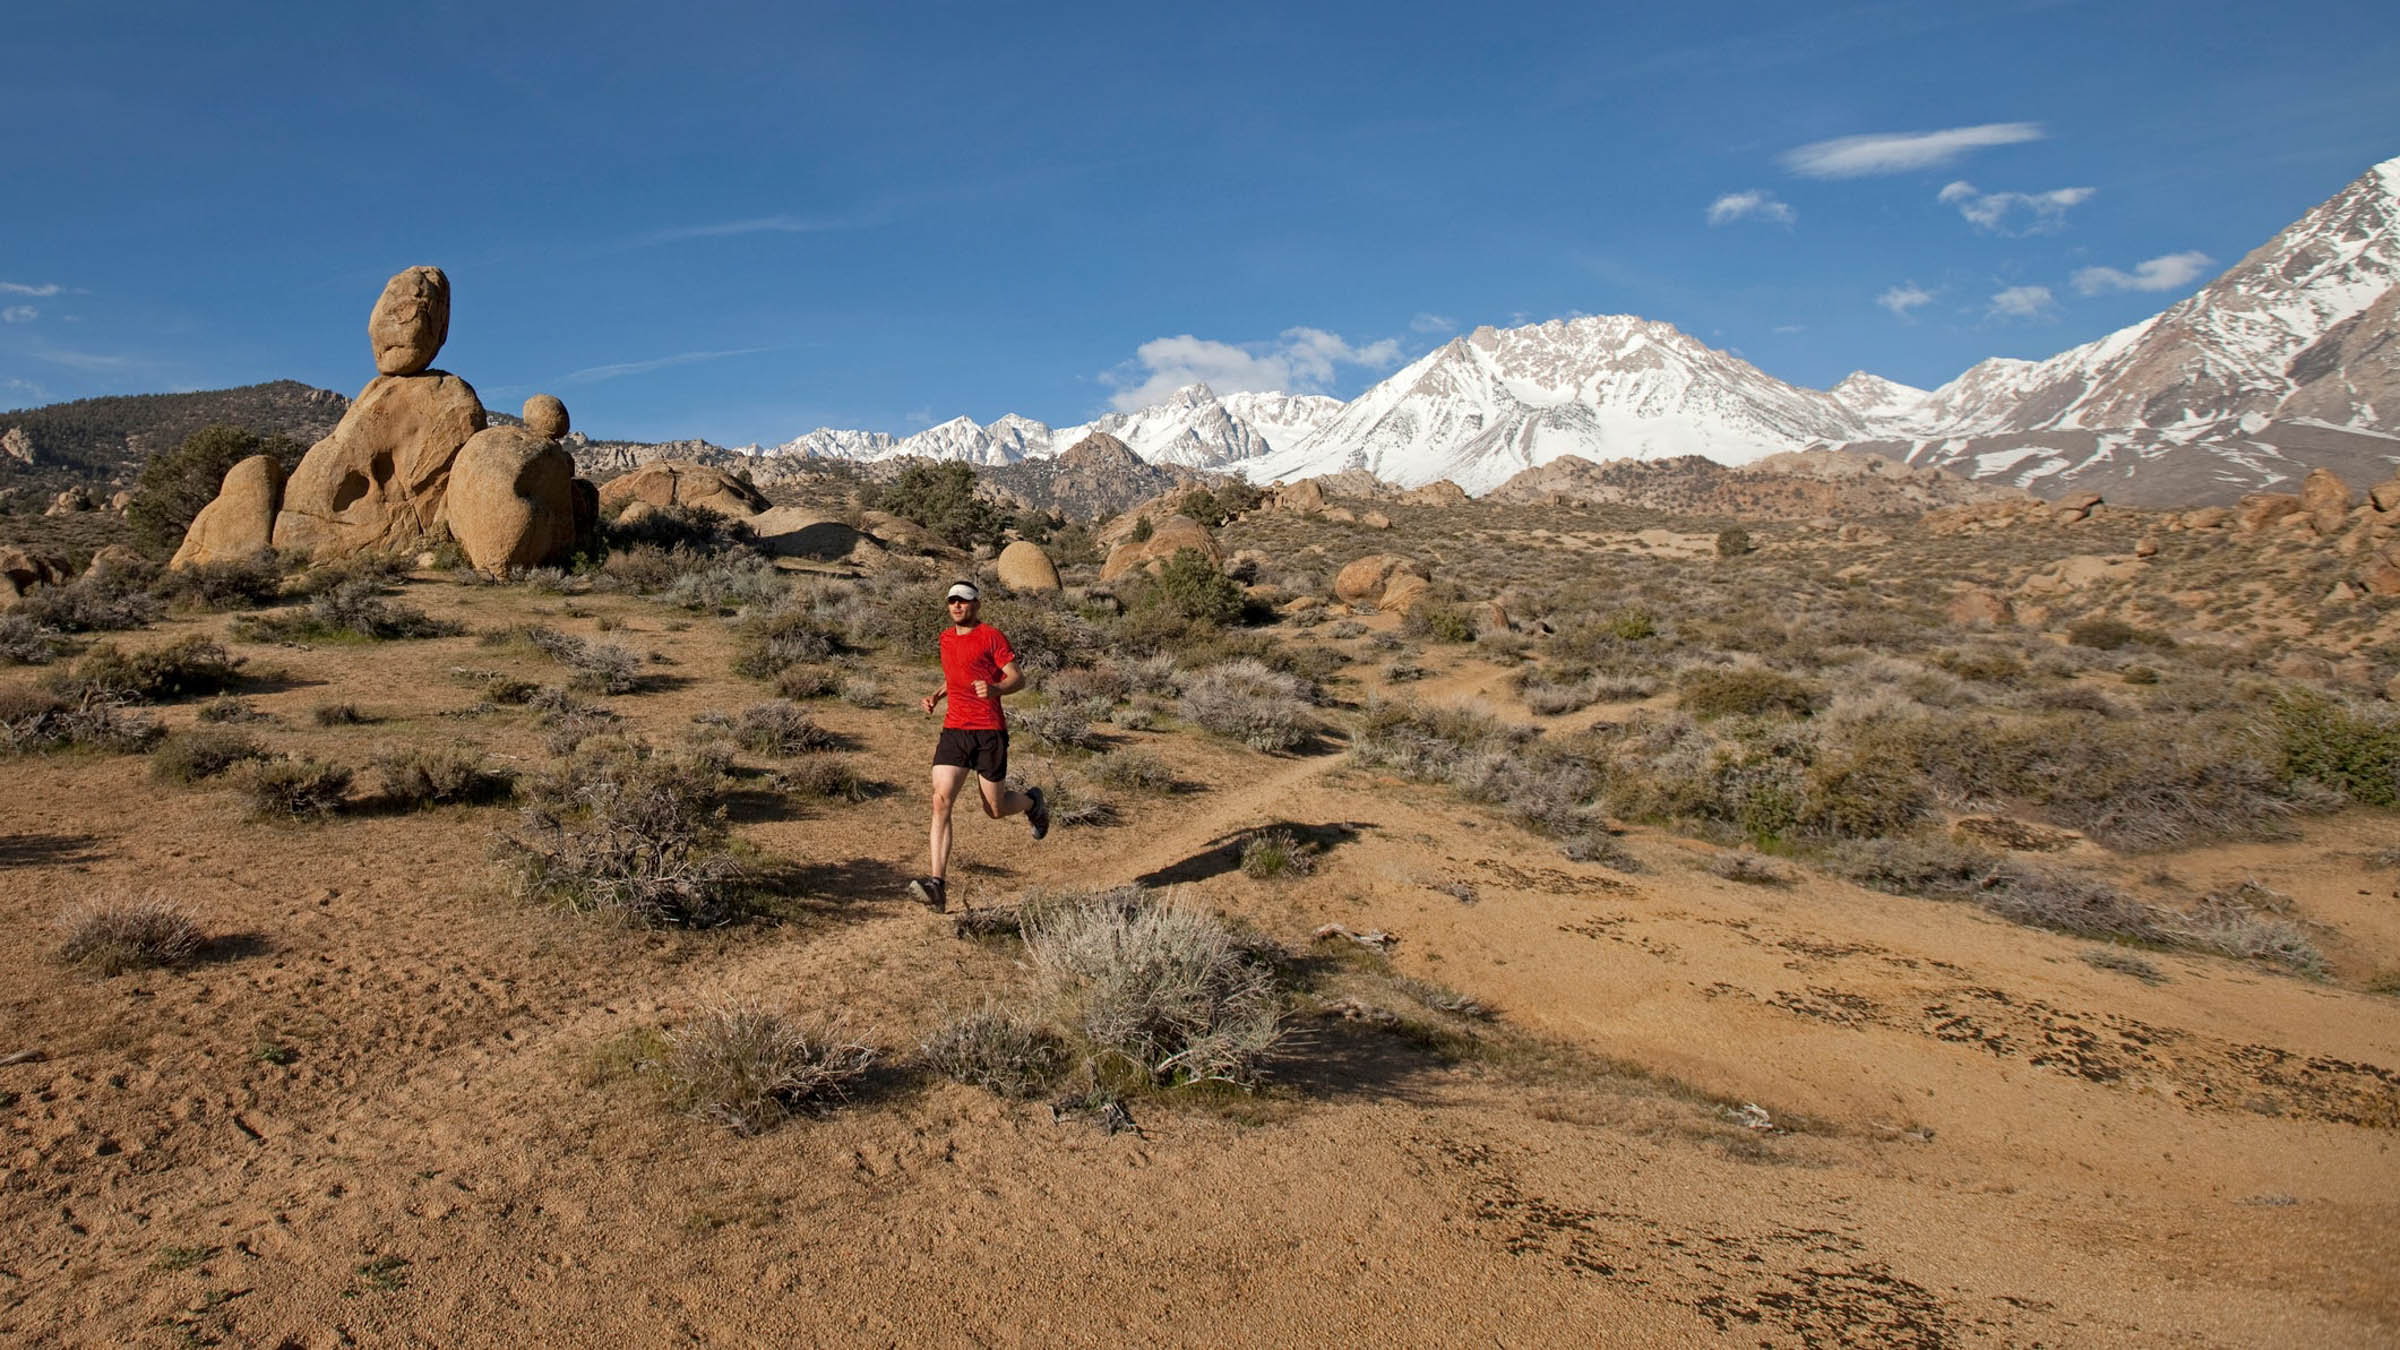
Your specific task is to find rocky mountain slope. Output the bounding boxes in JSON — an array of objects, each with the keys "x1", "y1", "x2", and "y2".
[{"x1": 1481, "y1": 449, "x2": 2026, "y2": 517}]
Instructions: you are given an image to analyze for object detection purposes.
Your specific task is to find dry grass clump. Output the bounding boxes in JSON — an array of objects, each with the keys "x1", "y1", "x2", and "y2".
[
  {"x1": 230, "y1": 579, "x2": 462, "y2": 642},
  {"x1": 770, "y1": 665, "x2": 840, "y2": 700},
  {"x1": 0, "y1": 613, "x2": 68, "y2": 666},
  {"x1": 730, "y1": 603, "x2": 847, "y2": 679},
  {"x1": 1705, "y1": 850, "x2": 1795, "y2": 885},
  {"x1": 1352, "y1": 699, "x2": 1598, "y2": 837},
  {"x1": 195, "y1": 694, "x2": 269, "y2": 724},
  {"x1": 55, "y1": 897, "x2": 205, "y2": 975},
  {"x1": 1091, "y1": 746, "x2": 1176, "y2": 794},
  {"x1": 1676, "y1": 666, "x2": 1825, "y2": 719},
  {"x1": 230, "y1": 756, "x2": 354, "y2": 820},
  {"x1": 2082, "y1": 947, "x2": 2166, "y2": 982},
  {"x1": 1013, "y1": 701, "x2": 1097, "y2": 753},
  {"x1": 149, "y1": 554, "x2": 284, "y2": 612},
  {"x1": 921, "y1": 1002, "x2": 1071, "y2": 1099},
  {"x1": 150, "y1": 727, "x2": 269, "y2": 783},
  {"x1": 2162, "y1": 882, "x2": 2327, "y2": 976},
  {"x1": 1239, "y1": 829, "x2": 1314, "y2": 880},
  {"x1": 0, "y1": 686, "x2": 163, "y2": 755},
  {"x1": 373, "y1": 744, "x2": 515, "y2": 808},
  {"x1": 49, "y1": 636, "x2": 242, "y2": 703},
  {"x1": 501, "y1": 737, "x2": 746, "y2": 926},
  {"x1": 732, "y1": 700, "x2": 837, "y2": 756},
  {"x1": 1179, "y1": 659, "x2": 1315, "y2": 752},
  {"x1": 8, "y1": 566, "x2": 162, "y2": 633},
  {"x1": 651, "y1": 997, "x2": 875, "y2": 1134},
  {"x1": 311, "y1": 701, "x2": 372, "y2": 726},
  {"x1": 654, "y1": 555, "x2": 786, "y2": 614},
  {"x1": 771, "y1": 756, "x2": 877, "y2": 803},
  {"x1": 1023, "y1": 888, "x2": 1284, "y2": 1089}
]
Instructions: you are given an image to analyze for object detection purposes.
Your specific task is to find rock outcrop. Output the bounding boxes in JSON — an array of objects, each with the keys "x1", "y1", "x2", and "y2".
[
  {"x1": 598, "y1": 461, "x2": 770, "y2": 520},
  {"x1": 1397, "y1": 480, "x2": 1469, "y2": 508},
  {"x1": 270, "y1": 370, "x2": 487, "y2": 556},
  {"x1": 1100, "y1": 514, "x2": 1220, "y2": 581},
  {"x1": 448, "y1": 396, "x2": 580, "y2": 571},
  {"x1": 0, "y1": 546, "x2": 66, "y2": 600},
  {"x1": 995, "y1": 539, "x2": 1062, "y2": 591},
  {"x1": 2301, "y1": 467, "x2": 2353, "y2": 535},
  {"x1": 171, "y1": 454, "x2": 285, "y2": 568},
  {"x1": 1334, "y1": 554, "x2": 1431, "y2": 612},
  {"x1": 2235, "y1": 492, "x2": 2304, "y2": 533},
  {"x1": 749, "y1": 506, "x2": 876, "y2": 565},
  {"x1": 1947, "y1": 587, "x2": 2015, "y2": 627}
]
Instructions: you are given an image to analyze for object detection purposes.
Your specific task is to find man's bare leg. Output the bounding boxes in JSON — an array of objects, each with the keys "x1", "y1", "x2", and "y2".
[
  {"x1": 928, "y1": 764, "x2": 973, "y2": 883},
  {"x1": 976, "y1": 775, "x2": 1033, "y2": 819}
]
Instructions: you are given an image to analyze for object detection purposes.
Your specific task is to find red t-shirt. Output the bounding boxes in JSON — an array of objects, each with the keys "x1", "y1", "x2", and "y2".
[{"x1": 940, "y1": 623, "x2": 1016, "y2": 730}]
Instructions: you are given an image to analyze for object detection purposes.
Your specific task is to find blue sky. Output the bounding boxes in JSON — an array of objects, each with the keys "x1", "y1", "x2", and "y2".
[{"x1": 5, "y1": 1, "x2": 2396, "y2": 445}]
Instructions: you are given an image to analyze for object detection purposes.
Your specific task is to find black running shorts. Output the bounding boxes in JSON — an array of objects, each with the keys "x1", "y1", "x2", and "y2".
[{"x1": 933, "y1": 727, "x2": 1009, "y2": 782}]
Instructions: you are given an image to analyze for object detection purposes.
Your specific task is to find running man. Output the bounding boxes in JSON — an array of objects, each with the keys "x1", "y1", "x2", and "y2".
[{"x1": 909, "y1": 581, "x2": 1047, "y2": 911}]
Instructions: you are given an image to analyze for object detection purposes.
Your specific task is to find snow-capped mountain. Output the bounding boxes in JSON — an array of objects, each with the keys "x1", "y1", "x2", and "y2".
[{"x1": 1237, "y1": 316, "x2": 1873, "y2": 495}]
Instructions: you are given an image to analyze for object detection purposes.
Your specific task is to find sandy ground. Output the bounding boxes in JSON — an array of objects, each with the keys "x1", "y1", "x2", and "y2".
[{"x1": 2, "y1": 578, "x2": 2396, "y2": 1348}]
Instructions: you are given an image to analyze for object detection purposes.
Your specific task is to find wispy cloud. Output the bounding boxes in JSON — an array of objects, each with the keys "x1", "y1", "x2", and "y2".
[
  {"x1": 1102, "y1": 327, "x2": 1404, "y2": 411},
  {"x1": 0, "y1": 282, "x2": 64, "y2": 297},
  {"x1": 1782, "y1": 122, "x2": 2044, "y2": 179},
  {"x1": 902, "y1": 405, "x2": 937, "y2": 428},
  {"x1": 2073, "y1": 250, "x2": 2215, "y2": 295},
  {"x1": 635, "y1": 210, "x2": 891, "y2": 246},
  {"x1": 1706, "y1": 189, "x2": 1795, "y2": 226},
  {"x1": 1, "y1": 306, "x2": 35, "y2": 324},
  {"x1": 1771, "y1": 324, "x2": 1806, "y2": 335},
  {"x1": 1877, "y1": 283, "x2": 1936, "y2": 319},
  {"x1": 1409, "y1": 312, "x2": 1457, "y2": 335},
  {"x1": 1988, "y1": 285, "x2": 2057, "y2": 320},
  {"x1": 561, "y1": 345, "x2": 779, "y2": 384},
  {"x1": 1937, "y1": 180, "x2": 2093, "y2": 234},
  {"x1": 2, "y1": 375, "x2": 48, "y2": 403},
  {"x1": 27, "y1": 344, "x2": 132, "y2": 371}
]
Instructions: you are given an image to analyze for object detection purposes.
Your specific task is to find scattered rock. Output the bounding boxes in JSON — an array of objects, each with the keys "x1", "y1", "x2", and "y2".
[
  {"x1": 1271, "y1": 480, "x2": 1327, "y2": 513},
  {"x1": 0, "y1": 426, "x2": 31, "y2": 465},
  {"x1": 2134, "y1": 535, "x2": 2160, "y2": 558},
  {"x1": 2371, "y1": 480, "x2": 2400, "y2": 513},
  {"x1": 2235, "y1": 492, "x2": 2304, "y2": 533},
  {"x1": 88, "y1": 544, "x2": 145, "y2": 573},
  {"x1": 172, "y1": 454, "x2": 285, "y2": 568},
  {"x1": 369, "y1": 265, "x2": 450, "y2": 377},
  {"x1": 597, "y1": 461, "x2": 769, "y2": 520},
  {"x1": 1321, "y1": 506, "x2": 1358, "y2": 524},
  {"x1": 2180, "y1": 506, "x2": 2233, "y2": 530},
  {"x1": 1947, "y1": 588, "x2": 2015, "y2": 627},
  {"x1": 995, "y1": 539, "x2": 1061, "y2": 591},
  {"x1": 2060, "y1": 490, "x2": 2104, "y2": 512},
  {"x1": 748, "y1": 506, "x2": 871, "y2": 564},
  {"x1": 45, "y1": 487, "x2": 93, "y2": 516},
  {"x1": 2359, "y1": 562, "x2": 2400, "y2": 597},
  {"x1": 1359, "y1": 510, "x2": 1393, "y2": 530},
  {"x1": 107, "y1": 490, "x2": 133, "y2": 512}
]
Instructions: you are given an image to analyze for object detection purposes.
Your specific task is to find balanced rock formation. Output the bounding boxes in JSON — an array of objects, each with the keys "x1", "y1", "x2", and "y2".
[
  {"x1": 448, "y1": 396, "x2": 580, "y2": 571},
  {"x1": 1100, "y1": 514, "x2": 1220, "y2": 581},
  {"x1": 272, "y1": 369, "x2": 487, "y2": 556},
  {"x1": 995, "y1": 539, "x2": 1061, "y2": 592},
  {"x1": 1334, "y1": 554, "x2": 1431, "y2": 612},
  {"x1": 171, "y1": 454, "x2": 285, "y2": 568},
  {"x1": 598, "y1": 461, "x2": 769, "y2": 520},
  {"x1": 371, "y1": 267, "x2": 451, "y2": 376},
  {"x1": 2371, "y1": 479, "x2": 2400, "y2": 514}
]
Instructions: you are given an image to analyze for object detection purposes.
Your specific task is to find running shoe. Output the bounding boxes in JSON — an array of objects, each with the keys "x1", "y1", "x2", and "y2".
[
  {"x1": 1027, "y1": 787, "x2": 1050, "y2": 840},
  {"x1": 906, "y1": 876, "x2": 947, "y2": 911}
]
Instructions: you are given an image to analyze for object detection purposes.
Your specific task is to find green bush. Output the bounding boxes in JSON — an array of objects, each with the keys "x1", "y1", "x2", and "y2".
[
  {"x1": 2272, "y1": 690, "x2": 2400, "y2": 807},
  {"x1": 150, "y1": 555, "x2": 286, "y2": 612},
  {"x1": 871, "y1": 461, "x2": 1007, "y2": 550},
  {"x1": 1140, "y1": 549, "x2": 1244, "y2": 628},
  {"x1": 151, "y1": 727, "x2": 269, "y2": 783},
  {"x1": 1402, "y1": 601, "x2": 1476, "y2": 644},
  {"x1": 1677, "y1": 667, "x2": 1824, "y2": 719},
  {"x1": 1715, "y1": 527, "x2": 1753, "y2": 558}
]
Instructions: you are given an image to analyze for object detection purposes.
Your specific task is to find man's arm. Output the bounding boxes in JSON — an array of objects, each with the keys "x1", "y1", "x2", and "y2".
[
  {"x1": 919, "y1": 686, "x2": 946, "y2": 714},
  {"x1": 974, "y1": 660, "x2": 1026, "y2": 700}
]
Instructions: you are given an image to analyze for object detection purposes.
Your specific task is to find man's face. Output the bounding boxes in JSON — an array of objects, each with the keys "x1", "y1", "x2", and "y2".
[{"x1": 947, "y1": 597, "x2": 977, "y2": 624}]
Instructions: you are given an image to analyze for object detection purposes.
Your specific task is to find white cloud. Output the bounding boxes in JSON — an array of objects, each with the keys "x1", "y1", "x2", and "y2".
[
  {"x1": 1988, "y1": 285, "x2": 2056, "y2": 320},
  {"x1": 1772, "y1": 324, "x2": 1806, "y2": 334},
  {"x1": 0, "y1": 282, "x2": 63, "y2": 297},
  {"x1": 1782, "y1": 122, "x2": 2044, "y2": 178},
  {"x1": 1409, "y1": 312, "x2": 1457, "y2": 334},
  {"x1": 1, "y1": 306, "x2": 35, "y2": 323},
  {"x1": 2072, "y1": 250, "x2": 2215, "y2": 295},
  {"x1": 1937, "y1": 180, "x2": 2094, "y2": 234},
  {"x1": 561, "y1": 345, "x2": 777, "y2": 384},
  {"x1": 1706, "y1": 189, "x2": 1796, "y2": 226},
  {"x1": 1103, "y1": 327, "x2": 1405, "y2": 411},
  {"x1": 28, "y1": 345, "x2": 131, "y2": 371},
  {"x1": 1877, "y1": 283, "x2": 1936, "y2": 318},
  {"x1": 2, "y1": 376, "x2": 47, "y2": 402}
]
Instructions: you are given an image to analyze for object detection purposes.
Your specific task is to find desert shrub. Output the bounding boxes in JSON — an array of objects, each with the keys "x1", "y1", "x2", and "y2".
[
  {"x1": 770, "y1": 665, "x2": 840, "y2": 700},
  {"x1": 1024, "y1": 889, "x2": 1282, "y2": 1088},
  {"x1": 10, "y1": 567, "x2": 163, "y2": 633},
  {"x1": 1013, "y1": 702, "x2": 1097, "y2": 753},
  {"x1": 2064, "y1": 617, "x2": 2135, "y2": 650},
  {"x1": 731, "y1": 604, "x2": 846, "y2": 679},
  {"x1": 285, "y1": 554, "x2": 411, "y2": 597},
  {"x1": 2163, "y1": 883, "x2": 2327, "y2": 977},
  {"x1": 311, "y1": 701, "x2": 370, "y2": 726},
  {"x1": 50, "y1": 636, "x2": 241, "y2": 703},
  {"x1": 1091, "y1": 747, "x2": 1176, "y2": 793},
  {"x1": 373, "y1": 744, "x2": 514, "y2": 807},
  {"x1": 1239, "y1": 829, "x2": 1313, "y2": 880},
  {"x1": 1382, "y1": 659, "x2": 1429, "y2": 682},
  {"x1": 1604, "y1": 606, "x2": 1658, "y2": 641},
  {"x1": 840, "y1": 675, "x2": 886, "y2": 709},
  {"x1": 922, "y1": 1002, "x2": 1070, "y2": 1099},
  {"x1": 1976, "y1": 865, "x2": 2159, "y2": 941},
  {"x1": 506, "y1": 625, "x2": 644, "y2": 694},
  {"x1": 230, "y1": 756, "x2": 353, "y2": 820},
  {"x1": 0, "y1": 687, "x2": 162, "y2": 754},
  {"x1": 598, "y1": 542, "x2": 714, "y2": 594},
  {"x1": 195, "y1": 694, "x2": 268, "y2": 723},
  {"x1": 1715, "y1": 527, "x2": 1753, "y2": 558},
  {"x1": 1678, "y1": 666, "x2": 1824, "y2": 719},
  {"x1": 1129, "y1": 516, "x2": 1155, "y2": 544},
  {"x1": 1706, "y1": 850, "x2": 1793, "y2": 885},
  {"x1": 1048, "y1": 664, "x2": 1131, "y2": 707},
  {"x1": 150, "y1": 727, "x2": 268, "y2": 783},
  {"x1": 651, "y1": 997, "x2": 875, "y2": 1134},
  {"x1": 773, "y1": 756, "x2": 876, "y2": 803},
  {"x1": 1353, "y1": 699, "x2": 1597, "y2": 837},
  {"x1": 1517, "y1": 671, "x2": 1599, "y2": 716},
  {"x1": 870, "y1": 461, "x2": 1006, "y2": 550},
  {"x1": 733, "y1": 701, "x2": 837, "y2": 756},
  {"x1": 604, "y1": 503, "x2": 754, "y2": 555},
  {"x1": 655, "y1": 554, "x2": 786, "y2": 613},
  {"x1": 1936, "y1": 646, "x2": 2025, "y2": 683},
  {"x1": 150, "y1": 554, "x2": 284, "y2": 612},
  {"x1": 1798, "y1": 745, "x2": 1929, "y2": 838},
  {"x1": 231, "y1": 580, "x2": 460, "y2": 642},
  {"x1": 1824, "y1": 836, "x2": 1999, "y2": 899},
  {"x1": 2082, "y1": 947, "x2": 2165, "y2": 982},
  {"x1": 1559, "y1": 830, "x2": 1641, "y2": 871},
  {"x1": 55, "y1": 897, "x2": 205, "y2": 975},
  {"x1": 501, "y1": 739, "x2": 744, "y2": 926},
  {"x1": 2271, "y1": 690, "x2": 2400, "y2": 808},
  {"x1": 2121, "y1": 665, "x2": 2161, "y2": 685},
  {"x1": 123, "y1": 423, "x2": 304, "y2": 551},
  {"x1": 1179, "y1": 659, "x2": 1314, "y2": 752},
  {"x1": 0, "y1": 614, "x2": 66, "y2": 665},
  {"x1": 1139, "y1": 549, "x2": 1245, "y2": 628},
  {"x1": 1401, "y1": 601, "x2": 1476, "y2": 644}
]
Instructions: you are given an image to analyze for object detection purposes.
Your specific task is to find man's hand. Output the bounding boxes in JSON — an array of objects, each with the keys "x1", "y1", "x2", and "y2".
[
  {"x1": 920, "y1": 693, "x2": 941, "y2": 714},
  {"x1": 970, "y1": 679, "x2": 991, "y2": 699}
]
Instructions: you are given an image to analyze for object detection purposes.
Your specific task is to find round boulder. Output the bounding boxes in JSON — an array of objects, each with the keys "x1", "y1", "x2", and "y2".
[
  {"x1": 1100, "y1": 514, "x2": 1222, "y2": 581},
  {"x1": 1946, "y1": 587, "x2": 2015, "y2": 627},
  {"x1": 1334, "y1": 554, "x2": 1430, "y2": 609},
  {"x1": 368, "y1": 266, "x2": 451, "y2": 376},
  {"x1": 273, "y1": 371, "x2": 488, "y2": 558},
  {"x1": 750, "y1": 505, "x2": 870, "y2": 563},
  {"x1": 448, "y1": 426, "x2": 578, "y2": 571},
  {"x1": 996, "y1": 539, "x2": 1062, "y2": 592},
  {"x1": 523, "y1": 394, "x2": 570, "y2": 440}
]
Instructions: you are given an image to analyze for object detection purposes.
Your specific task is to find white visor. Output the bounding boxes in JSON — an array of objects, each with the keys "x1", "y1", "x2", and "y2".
[{"x1": 945, "y1": 583, "x2": 980, "y2": 602}]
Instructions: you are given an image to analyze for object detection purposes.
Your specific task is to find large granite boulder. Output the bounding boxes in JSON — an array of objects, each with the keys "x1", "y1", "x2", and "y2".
[
  {"x1": 750, "y1": 506, "x2": 871, "y2": 562},
  {"x1": 1333, "y1": 554, "x2": 1431, "y2": 611},
  {"x1": 448, "y1": 417, "x2": 578, "y2": 572},
  {"x1": 1, "y1": 546, "x2": 66, "y2": 600},
  {"x1": 1100, "y1": 514, "x2": 1220, "y2": 581},
  {"x1": 995, "y1": 539, "x2": 1061, "y2": 592},
  {"x1": 523, "y1": 393, "x2": 569, "y2": 439},
  {"x1": 370, "y1": 266, "x2": 450, "y2": 376},
  {"x1": 2235, "y1": 492, "x2": 2304, "y2": 533},
  {"x1": 598, "y1": 461, "x2": 769, "y2": 520},
  {"x1": 2301, "y1": 467, "x2": 2353, "y2": 535},
  {"x1": 171, "y1": 454, "x2": 285, "y2": 568},
  {"x1": 1398, "y1": 480, "x2": 1469, "y2": 507},
  {"x1": 271, "y1": 371, "x2": 488, "y2": 557}
]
